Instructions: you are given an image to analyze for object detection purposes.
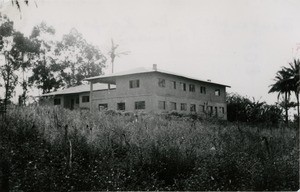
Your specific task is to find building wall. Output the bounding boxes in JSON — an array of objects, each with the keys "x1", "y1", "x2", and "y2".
[
  {"x1": 151, "y1": 72, "x2": 227, "y2": 119},
  {"x1": 41, "y1": 72, "x2": 228, "y2": 119},
  {"x1": 63, "y1": 94, "x2": 80, "y2": 110},
  {"x1": 153, "y1": 72, "x2": 226, "y2": 103},
  {"x1": 87, "y1": 72, "x2": 227, "y2": 119},
  {"x1": 40, "y1": 95, "x2": 65, "y2": 107},
  {"x1": 154, "y1": 95, "x2": 227, "y2": 119},
  {"x1": 91, "y1": 94, "x2": 156, "y2": 112},
  {"x1": 89, "y1": 73, "x2": 157, "y2": 112},
  {"x1": 79, "y1": 92, "x2": 91, "y2": 109},
  {"x1": 114, "y1": 73, "x2": 156, "y2": 97}
]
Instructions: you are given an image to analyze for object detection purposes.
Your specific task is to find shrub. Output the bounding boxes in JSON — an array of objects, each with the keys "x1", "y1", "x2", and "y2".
[
  {"x1": 0, "y1": 106, "x2": 298, "y2": 191},
  {"x1": 227, "y1": 93, "x2": 283, "y2": 126}
]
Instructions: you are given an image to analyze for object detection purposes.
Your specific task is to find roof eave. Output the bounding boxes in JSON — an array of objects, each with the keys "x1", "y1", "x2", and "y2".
[{"x1": 85, "y1": 69, "x2": 231, "y2": 87}]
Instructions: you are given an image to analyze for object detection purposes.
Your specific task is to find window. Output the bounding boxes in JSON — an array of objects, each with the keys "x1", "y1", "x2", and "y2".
[
  {"x1": 99, "y1": 103, "x2": 108, "y2": 110},
  {"x1": 200, "y1": 86, "x2": 206, "y2": 94},
  {"x1": 135, "y1": 101, "x2": 145, "y2": 110},
  {"x1": 172, "y1": 81, "x2": 176, "y2": 89},
  {"x1": 54, "y1": 98, "x2": 61, "y2": 105},
  {"x1": 215, "y1": 107, "x2": 218, "y2": 116},
  {"x1": 219, "y1": 107, "x2": 225, "y2": 114},
  {"x1": 190, "y1": 104, "x2": 196, "y2": 112},
  {"x1": 117, "y1": 102, "x2": 125, "y2": 110},
  {"x1": 215, "y1": 89, "x2": 221, "y2": 96},
  {"x1": 158, "y1": 101, "x2": 166, "y2": 110},
  {"x1": 189, "y1": 84, "x2": 195, "y2": 92},
  {"x1": 170, "y1": 102, "x2": 177, "y2": 110},
  {"x1": 129, "y1": 80, "x2": 140, "y2": 88},
  {"x1": 207, "y1": 106, "x2": 213, "y2": 116},
  {"x1": 158, "y1": 78, "x2": 166, "y2": 87},
  {"x1": 181, "y1": 103, "x2": 187, "y2": 111},
  {"x1": 180, "y1": 82, "x2": 186, "y2": 91},
  {"x1": 82, "y1": 96, "x2": 90, "y2": 103},
  {"x1": 199, "y1": 105, "x2": 205, "y2": 112}
]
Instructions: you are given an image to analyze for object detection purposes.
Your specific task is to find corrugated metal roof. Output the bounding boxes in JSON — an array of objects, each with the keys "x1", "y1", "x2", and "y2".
[
  {"x1": 85, "y1": 67, "x2": 231, "y2": 87},
  {"x1": 42, "y1": 83, "x2": 116, "y2": 96}
]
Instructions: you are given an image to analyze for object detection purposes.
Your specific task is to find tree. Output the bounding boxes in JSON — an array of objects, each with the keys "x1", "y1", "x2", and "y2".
[
  {"x1": 269, "y1": 60, "x2": 300, "y2": 126},
  {"x1": 28, "y1": 22, "x2": 63, "y2": 94},
  {"x1": 227, "y1": 93, "x2": 282, "y2": 125},
  {"x1": 55, "y1": 28, "x2": 106, "y2": 87},
  {"x1": 282, "y1": 59, "x2": 300, "y2": 124},
  {"x1": 0, "y1": 15, "x2": 20, "y2": 109},
  {"x1": 10, "y1": 0, "x2": 38, "y2": 12},
  {"x1": 13, "y1": 31, "x2": 40, "y2": 105},
  {"x1": 11, "y1": 0, "x2": 29, "y2": 11},
  {"x1": 0, "y1": 14, "x2": 40, "y2": 106},
  {"x1": 227, "y1": 93, "x2": 252, "y2": 122},
  {"x1": 108, "y1": 39, "x2": 129, "y2": 73},
  {"x1": 269, "y1": 68, "x2": 292, "y2": 124}
]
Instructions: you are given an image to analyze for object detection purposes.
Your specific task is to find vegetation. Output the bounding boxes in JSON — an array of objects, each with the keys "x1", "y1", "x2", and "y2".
[
  {"x1": 0, "y1": 14, "x2": 39, "y2": 109},
  {"x1": 0, "y1": 15, "x2": 107, "y2": 105},
  {"x1": 108, "y1": 39, "x2": 130, "y2": 74},
  {"x1": 0, "y1": 11, "x2": 298, "y2": 192},
  {"x1": 269, "y1": 59, "x2": 299, "y2": 124},
  {"x1": 55, "y1": 28, "x2": 107, "y2": 87},
  {"x1": 227, "y1": 93, "x2": 282, "y2": 126},
  {"x1": 0, "y1": 106, "x2": 298, "y2": 191}
]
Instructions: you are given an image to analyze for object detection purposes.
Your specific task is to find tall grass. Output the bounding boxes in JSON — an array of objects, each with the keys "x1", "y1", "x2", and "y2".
[{"x1": 0, "y1": 106, "x2": 298, "y2": 191}]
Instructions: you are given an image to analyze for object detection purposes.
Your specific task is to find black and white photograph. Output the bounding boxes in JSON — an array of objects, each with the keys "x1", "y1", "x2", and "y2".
[{"x1": 0, "y1": 0, "x2": 299, "y2": 191}]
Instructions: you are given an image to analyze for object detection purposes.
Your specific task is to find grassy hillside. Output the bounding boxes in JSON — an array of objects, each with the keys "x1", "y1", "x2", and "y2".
[{"x1": 0, "y1": 106, "x2": 298, "y2": 191}]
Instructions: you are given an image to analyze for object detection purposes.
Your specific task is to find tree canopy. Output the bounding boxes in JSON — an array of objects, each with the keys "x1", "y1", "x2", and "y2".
[
  {"x1": 0, "y1": 14, "x2": 39, "y2": 107},
  {"x1": 55, "y1": 29, "x2": 106, "y2": 87},
  {"x1": 0, "y1": 15, "x2": 107, "y2": 103},
  {"x1": 269, "y1": 60, "x2": 299, "y2": 124},
  {"x1": 227, "y1": 93, "x2": 282, "y2": 126}
]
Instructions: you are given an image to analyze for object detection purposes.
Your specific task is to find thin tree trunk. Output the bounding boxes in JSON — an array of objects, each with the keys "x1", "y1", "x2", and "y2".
[
  {"x1": 4, "y1": 55, "x2": 10, "y2": 112},
  {"x1": 285, "y1": 92, "x2": 288, "y2": 125}
]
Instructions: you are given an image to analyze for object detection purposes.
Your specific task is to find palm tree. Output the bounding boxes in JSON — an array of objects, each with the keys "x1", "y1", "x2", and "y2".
[
  {"x1": 283, "y1": 59, "x2": 300, "y2": 122},
  {"x1": 269, "y1": 68, "x2": 292, "y2": 124},
  {"x1": 108, "y1": 39, "x2": 130, "y2": 74}
]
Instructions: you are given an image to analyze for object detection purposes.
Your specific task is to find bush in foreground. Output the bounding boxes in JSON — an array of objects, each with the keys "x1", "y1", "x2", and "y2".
[{"x1": 0, "y1": 106, "x2": 298, "y2": 191}]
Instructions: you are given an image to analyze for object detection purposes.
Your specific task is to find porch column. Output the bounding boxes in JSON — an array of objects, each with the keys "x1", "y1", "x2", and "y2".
[{"x1": 90, "y1": 81, "x2": 93, "y2": 111}]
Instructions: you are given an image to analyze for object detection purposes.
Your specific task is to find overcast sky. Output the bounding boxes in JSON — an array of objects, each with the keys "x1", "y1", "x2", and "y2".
[{"x1": 1, "y1": 0, "x2": 300, "y2": 104}]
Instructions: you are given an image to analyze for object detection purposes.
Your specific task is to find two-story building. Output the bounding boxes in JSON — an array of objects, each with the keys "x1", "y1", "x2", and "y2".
[{"x1": 42, "y1": 65, "x2": 230, "y2": 119}]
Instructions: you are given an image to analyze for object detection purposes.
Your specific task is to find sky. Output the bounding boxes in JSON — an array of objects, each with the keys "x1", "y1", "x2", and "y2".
[{"x1": 1, "y1": 0, "x2": 300, "y2": 104}]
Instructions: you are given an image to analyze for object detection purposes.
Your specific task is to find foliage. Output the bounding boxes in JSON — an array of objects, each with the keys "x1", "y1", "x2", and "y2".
[
  {"x1": 14, "y1": 31, "x2": 40, "y2": 105},
  {"x1": 269, "y1": 60, "x2": 300, "y2": 124},
  {"x1": 0, "y1": 106, "x2": 298, "y2": 191},
  {"x1": 28, "y1": 22, "x2": 63, "y2": 94},
  {"x1": 227, "y1": 93, "x2": 282, "y2": 126},
  {"x1": 283, "y1": 59, "x2": 300, "y2": 122},
  {"x1": 108, "y1": 39, "x2": 129, "y2": 73},
  {"x1": 1, "y1": 15, "x2": 107, "y2": 101},
  {"x1": 0, "y1": 14, "x2": 39, "y2": 107},
  {"x1": 10, "y1": 0, "x2": 29, "y2": 11},
  {"x1": 28, "y1": 24, "x2": 107, "y2": 93},
  {"x1": 55, "y1": 28, "x2": 107, "y2": 87}
]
